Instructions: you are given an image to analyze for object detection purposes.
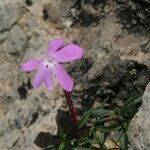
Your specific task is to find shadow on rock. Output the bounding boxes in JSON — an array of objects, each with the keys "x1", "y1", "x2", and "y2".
[
  {"x1": 34, "y1": 110, "x2": 78, "y2": 149},
  {"x1": 70, "y1": 0, "x2": 107, "y2": 27},
  {"x1": 73, "y1": 57, "x2": 150, "y2": 111},
  {"x1": 116, "y1": 0, "x2": 150, "y2": 35},
  {"x1": 34, "y1": 132, "x2": 59, "y2": 149}
]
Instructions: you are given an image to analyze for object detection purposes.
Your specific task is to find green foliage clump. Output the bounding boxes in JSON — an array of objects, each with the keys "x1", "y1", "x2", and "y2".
[{"x1": 42, "y1": 96, "x2": 142, "y2": 150}]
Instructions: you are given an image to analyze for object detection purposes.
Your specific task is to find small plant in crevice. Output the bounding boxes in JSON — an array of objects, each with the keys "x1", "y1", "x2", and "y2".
[
  {"x1": 21, "y1": 38, "x2": 144, "y2": 149},
  {"x1": 39, "y1": 96, "x2": 142, "y2": 150}
]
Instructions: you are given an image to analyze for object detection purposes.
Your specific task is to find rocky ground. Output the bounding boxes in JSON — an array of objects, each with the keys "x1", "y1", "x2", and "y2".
[{"x1": 0, "y1": 0, "x2": 150, "y2": 149}]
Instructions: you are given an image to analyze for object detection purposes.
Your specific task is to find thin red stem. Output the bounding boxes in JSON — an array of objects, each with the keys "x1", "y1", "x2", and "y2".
[{"x1": 63, "y1": 90, "x2": 78, "y2": 125}]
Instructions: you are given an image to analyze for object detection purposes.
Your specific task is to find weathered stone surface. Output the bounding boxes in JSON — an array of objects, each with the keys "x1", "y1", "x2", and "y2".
[
  {"x1": 128, "y1": 82, "x2": 150, "y2": 150},
  {"x1": 0, "y1": 0, "x2": 67, "y2": 149},
  {"x1": 71, "y1": 55, "x2": 150, "y2": 110},
  {"x1": 0, "y1": 45, "x2": 65, "y2": 150},
  {"x1": 117, "y1": 0, "x2": 150, "y2": 34},
  {"x1": 0, "y1": 0, "x2": 150, "y2": 149},
  {"x1": 3, "y1": 25, "x2": 27, "y2": 54},
  {"x1": 0, "y1": 0, "x2": 23, "y2": 32},
  {"x1": 0, "y1": 90, "x2": 64, "y2": 150}
]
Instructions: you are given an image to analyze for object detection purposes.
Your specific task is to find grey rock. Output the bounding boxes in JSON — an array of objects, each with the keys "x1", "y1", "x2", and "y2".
[
  {"x1": 0, "y1": 1, "x2": 23, "y2": 32},
  {"x1": 128, "y1": 82, "x2": 150, "y2": 150},
  {"x1": 0, "y1": 73, "x2": 64, "y2": 150},
  {"x1": 0, "y1": 0, "x2": 150, "y2": 149},
  {"x1": 3, "y1": 25, "x2": 27, "y2": 54},
  {"x1": 0, "y1": 32, "x2": 9, "y2": 43},
  {"x1": 0, "y1": 1, "x2": 66, "y2": 149}
]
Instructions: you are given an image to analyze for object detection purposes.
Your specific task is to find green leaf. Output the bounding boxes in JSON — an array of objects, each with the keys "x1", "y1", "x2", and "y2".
[
  {"x1": 97, "y1": 124, "x2": 123, "y2": 133},
  {"x1": 121, "y1": 96, "x2": 142, "y2": 117},
  {"x1": 93, "y1": 130, "x2": 106, "y2": 146},
  {"x1": 89, "y1": 126, "x2": 95, "y2": 137},
  {"x1": 96, "y1": 115, "x2": 120, "y2": 125},
  {"x1": 42, "y1": 145, "x2": 56, "y2": 150},
  {"x1": 91, "y1": 97, "x2": 114, "y2": 119},
  {"x1": 92, "y1": 108, "x2": 114, "y2": 117},
  {"x1": 73, "y1": 147, "x2": 91, "y2": 150},
  {"x1": 79, "y1": 109, "x2": 93, "y2": 129},
  {"x1": 119, "y1": 132, "x2": 129, "y2": 150},
  {"x1": 58, "y1": 142, "x2": 65, "y2": 150},
  {"x1": 81, "y1": 138, "x2": 98, "y2": 145}
]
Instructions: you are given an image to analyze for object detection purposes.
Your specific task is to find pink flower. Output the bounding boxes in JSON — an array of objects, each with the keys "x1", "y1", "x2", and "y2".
[{"x1": 21, "y1": 38, "x2": 83, "y2": 92}]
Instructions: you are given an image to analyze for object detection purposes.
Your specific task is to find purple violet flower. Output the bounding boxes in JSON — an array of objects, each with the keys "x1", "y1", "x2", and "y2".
[{"x1": 21, "y1": 37, "x2": 83, "y2": 92}]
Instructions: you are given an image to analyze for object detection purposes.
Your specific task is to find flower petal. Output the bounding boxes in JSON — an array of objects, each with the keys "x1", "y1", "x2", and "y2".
[
  {"x1": 48, "y1": 37, "x2": 64, "y2": 56},
  {"x1": 54, "y1": 44, "x2": 83, "y2": 62},
  {"x1": 54, "y1": 64, "x2": 74, "y2": 92},
  {"x1": 32, "y1": 67, "x2": 45, "y2": 89},
  {"x1": 21, "y1": 60, "x2": 41, "y2": 72},
  {"x1": 44, "y1": 68, "x2": 53, "y2": 90}
]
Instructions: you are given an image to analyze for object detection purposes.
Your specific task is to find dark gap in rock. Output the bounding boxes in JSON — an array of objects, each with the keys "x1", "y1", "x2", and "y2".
[
  {"x1": 34, "y1": 132, "x2": 60, "y2": 148},
  {"x1": 25, "y1": 0, "x2": 32, "y2": 6},
  {"x1": 116, "y1": 0, "x2": 150, "y2": 35},
  {"x1": 72, "y1": 40, "x2": 78, "y2": 44},
  {"x1": 29, "y1": 112, "x2": 39, "y2": 126},
  {"x1": 14, "y1": 118, "x2": 22, "y2": 129},
  {"x1": 5, "y1": 96, "x2": 14, "y2": 104},
  {"x1": 72, "y1": 0, "x2": 82, "y2": 9},
  {"x1": 140, "y1": 40, "x2": 150, "y2": 54},
  {"x1": 35, "y1": 109, "x2": 96, "y2": 148},
  {"x1": 27, "y1": 79, "x2": 32, "y2": 89},
  {"x1": 69, "y1": 58, "x2": 93, "y2": 81},
  {"x1": 71, "y1": 0, "x2": 107, "y2": 27},
  {"x1": 18, "y1": 80, "x2": 32, "y2": 100},
  {"x1": 56, "y1": 109, "x2": 78, "y2": 138},
  {"x1": 17, "y1": 84, "x2": 27, "y2": 99},
  {"x1": 34, "y1": 109, "x2": 78, "y2": 148},
  {"x1": 79, "y1": 11, "x2": 99, "y2": 27},
  {"x1": 73, "y1": 57, "x2": 150, "y2": 111},
  {"x1": 132, "y1": 61, "x2": 148, "y2": 71},
  {"x1": 92, "y1": 0, "x2": 107, "y2": 6},
  {"x1": 43, "y1": 7, "x2": 49, "y2": 20}
]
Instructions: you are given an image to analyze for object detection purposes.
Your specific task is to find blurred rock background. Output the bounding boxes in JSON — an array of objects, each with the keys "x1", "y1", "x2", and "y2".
[{"x1": 0, "y1": 0, "x2": 150, "y2": 149}]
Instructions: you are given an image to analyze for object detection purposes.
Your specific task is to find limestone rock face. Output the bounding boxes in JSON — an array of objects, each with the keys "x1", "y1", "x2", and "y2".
[
  {"x1": 0, "y1": 0, "x2": 67, "y2": 149},
  {"x1": 0, "y1": 0, "x2": 150, "y2": 149},
  {"x1": 4, "y1": 25, "x2": 27, "y2": 54},
  {"x1": 0, "y1": 0, "x2": 23, "y2": 32},
  {"x1": 128, "y1": 82, "x2": 150, "y2": 150}
]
